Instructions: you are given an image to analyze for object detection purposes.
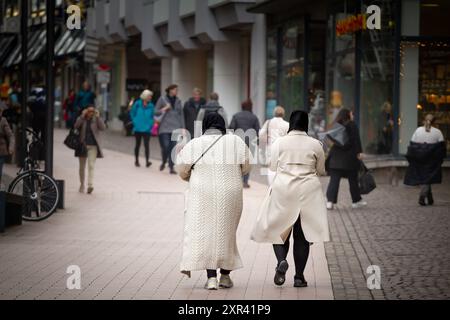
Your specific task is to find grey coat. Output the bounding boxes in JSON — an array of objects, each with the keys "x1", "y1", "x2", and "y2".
[
  {"x1": 0, "y1": 117, "x2": 14, "y2": 157},
  {"x1": 155, "y1": 95, "x2": 185, "y2": 134},
  {"x1": 74, "y1": 115, "x2": 106, "y2": 158}
]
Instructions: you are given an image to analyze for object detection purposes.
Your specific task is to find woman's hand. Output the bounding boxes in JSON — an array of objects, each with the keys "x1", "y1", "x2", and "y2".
[{"x1": 357, "y1": 153, "x2": 364, "y2": 160}]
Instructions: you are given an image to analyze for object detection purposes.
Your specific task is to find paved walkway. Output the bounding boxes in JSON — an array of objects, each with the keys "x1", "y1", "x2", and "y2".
[{"x1": 0, "y1": 129, "x2": 333, "y2": 300}]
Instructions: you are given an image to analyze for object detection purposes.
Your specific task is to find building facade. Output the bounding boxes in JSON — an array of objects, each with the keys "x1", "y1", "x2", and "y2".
[
  {"x1": 86, "y1": 0, "x2": 267, "y2": 129},
  {"x1": 0, "y1": 0, "x2": 91, "y2": 125},
  {"x1": 250, "y1": 0, "x2": 450, "y2": 159}
]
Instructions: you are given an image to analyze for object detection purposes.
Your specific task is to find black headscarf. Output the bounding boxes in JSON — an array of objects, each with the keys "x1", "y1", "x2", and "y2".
[
  {"x1": 202, "y1": 112, "x2": 226, "y2": 135},
  {"x1": 288, "y1": 110, "x2": 309, "y2": 133}
]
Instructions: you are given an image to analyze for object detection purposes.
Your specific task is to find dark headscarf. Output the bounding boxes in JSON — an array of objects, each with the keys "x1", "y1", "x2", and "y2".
[
  {"x1": 288, "y1": 110, "x2": 309, "y2": 133},
  {"x1": 202, "y1": 112, "x2": 226, "y2": 135}
]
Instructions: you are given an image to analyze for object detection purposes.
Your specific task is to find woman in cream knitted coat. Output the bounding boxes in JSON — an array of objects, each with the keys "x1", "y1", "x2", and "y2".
[{"x1": 176, "y1": 113, "x2": 251, "y2": 290}]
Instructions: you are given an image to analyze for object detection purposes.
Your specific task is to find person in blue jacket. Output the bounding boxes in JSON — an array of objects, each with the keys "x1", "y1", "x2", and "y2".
[{"x1": 131, "y1": 90, "x2": 155, "y2": 167}]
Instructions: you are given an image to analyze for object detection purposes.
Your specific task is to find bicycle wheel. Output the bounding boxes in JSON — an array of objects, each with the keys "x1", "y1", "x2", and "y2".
[{"x1": 8, "y1": 171, "x2": 59, "y2": 221}]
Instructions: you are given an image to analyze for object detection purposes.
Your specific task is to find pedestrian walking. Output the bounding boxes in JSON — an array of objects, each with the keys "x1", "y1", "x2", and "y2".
[
  {"x1": 183, "y1": 88, "x2": 206, "y2": 139},
  {"x1": 63, "y1": 89, "x2": 76, "y2": 128},
  {"x1": 404, "y1": 114, "x2": 446, "y2": 206},
  {"x1": 74, "y1": 81, "x2": 96, "y2": 114},
  {"x1": 176, "y1": 112, "x2": 251, "y2": 290},
  {"x1": 0, "y1": 104, "x2": 14, "y2": 187},
  {"x1": 131, "y1": 90, "x2": 155, "y2": 168},
  {"x1": 251, "y1": 110, "x2": 329, "y2": 288},
  {"x1": 155, "y1": 84, "x2": 185, "y2": 174},
  {"x1": 196, "y1": 92, "x2": 228, "y2": 128},
  {"x1": 74, "y1": 105, "x2": 106, "y2": 194},
  {"x1": 229, "y1": 99, "x2": 260, "y2": 188},
  {"x1": 325, "y1": 108, "x2": 367, "y2": 210},
  {"x1": 259, "y1": 106, "x2": 289, "y2": 184}
]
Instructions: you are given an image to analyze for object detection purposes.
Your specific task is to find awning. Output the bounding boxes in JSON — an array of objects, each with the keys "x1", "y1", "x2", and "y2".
[
  {"x1": 0, "y1": 35, "x2": 16, "y2": 64},
  {"x1": 2, "y1": 28, "x2": 47, "y2": 68},
  {"x1": 247, "y1": 0, "x2": 310, "y2": 14},
  {"x1": 54, "y1": 29, "x2": 86, "y2": 57}
]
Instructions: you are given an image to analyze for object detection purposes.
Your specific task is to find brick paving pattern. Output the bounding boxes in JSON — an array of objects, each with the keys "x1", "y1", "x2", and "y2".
[
  {"x1": 323, "y1": 182, "x2": 450, "y2": 300},
  {"x1": 0, "y1": 129, "x2": 333, "y2": 300}
]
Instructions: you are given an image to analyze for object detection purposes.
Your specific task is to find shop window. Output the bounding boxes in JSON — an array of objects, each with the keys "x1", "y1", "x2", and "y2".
[
  {"x1": 359, "y1": 0, "x2": 396, "y2": 155},
  {"x1": 325, "y1": 0, "x2": 358, "y2": 129},
  {"x1": 420, "y1": 0, "x2": 450, "y2": 37},
  {"x1": 266, "y1": 31, "x2": 278, "y2": 119},
  {"x1": 418, "y1": 43, "x2": 450, "y2": 155},
  {"x1": 280, "y1": 23, "x2": 304, "y2": 117}
]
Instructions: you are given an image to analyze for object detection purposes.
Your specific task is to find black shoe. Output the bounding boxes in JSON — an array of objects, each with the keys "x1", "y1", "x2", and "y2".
[
  {"x1": 419, "y1": 196, "x2": 426, "y2": 206},
  {"x1": 146, "y1": 161, "x2": 152, "y2": 168},
  {"x1": 274, "y1": 260, "x2": 289, "y2": 286},
  {"x1": 427, "y1": 193, "x2": 434, "y2": 206},
  {"x1": 160, "y1": 163, "x2": 165, "y2": 171},
  {"x1": 135, "y1": 161, "x2": 141, "y2": 167},
  {"x1": 170, "y1": 169, "x2": 177, "y2": 175},
  {"x1": 294, "y1": 275, "x2": 308, "y2": 288}
]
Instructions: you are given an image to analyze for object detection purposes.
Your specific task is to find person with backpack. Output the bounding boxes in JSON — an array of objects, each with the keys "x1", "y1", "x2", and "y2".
[
  {"x1": 196, "y1": 92, "x2": 228, "y2": 128},
  {"x1": 131, "y1": 90, "x2": 155, "y2": 168}
]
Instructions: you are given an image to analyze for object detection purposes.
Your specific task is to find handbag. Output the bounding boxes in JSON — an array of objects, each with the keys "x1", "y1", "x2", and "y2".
[
  {"x1": 64, "y1": 128, "x2": 81, "y2": 150},
  {"x1": 182, "y1": 135, "x2": 224, "y2": 181},
  {"x1": 358, "y1": 161, "x2": 376, "y2": 195}
]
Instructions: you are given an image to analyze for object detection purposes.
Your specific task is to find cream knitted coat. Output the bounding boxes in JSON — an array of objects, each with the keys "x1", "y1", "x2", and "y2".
[{"x1": 176, "y1": 133, "x2": 251, "y2": 277}]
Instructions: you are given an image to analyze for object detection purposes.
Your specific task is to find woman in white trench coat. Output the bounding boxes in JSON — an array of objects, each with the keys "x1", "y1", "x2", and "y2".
[
  {"x1": 176, "y1": 113, "x2": 251, "y2": 290},
  {"x1": 251, "y1": 110, "x2": 330, "y2": 288}
]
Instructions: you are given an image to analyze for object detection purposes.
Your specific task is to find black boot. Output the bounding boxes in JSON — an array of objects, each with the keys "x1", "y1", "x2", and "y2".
[
  {"x1": 427, "y1": 192, "x2": 434, "y2": 206},
  {"x1": 294, "y1": 275, "x2": 308, "y2": 288},
  {"x1": 419, "y1": 196, "x2": 426, "y2": 206},
  {"x1": 274, "y1": 260, "x2": 289, "y2": 286}
]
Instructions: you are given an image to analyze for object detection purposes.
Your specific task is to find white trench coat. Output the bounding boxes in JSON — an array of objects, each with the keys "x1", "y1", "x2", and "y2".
[
  {"x1": 251, "y1": 131, "x2": 330, "y2": 244},
  {"x1": 176, "y1": 133, "x2": 251, "y2": 277}
]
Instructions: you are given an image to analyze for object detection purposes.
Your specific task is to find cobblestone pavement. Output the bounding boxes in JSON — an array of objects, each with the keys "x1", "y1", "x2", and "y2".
[
  {"x1": 322, "y1": 181, "x2": 450, "y2": 300},
  {"x1": 0, "y1": 129, "x2": 332, "y2": 300}
]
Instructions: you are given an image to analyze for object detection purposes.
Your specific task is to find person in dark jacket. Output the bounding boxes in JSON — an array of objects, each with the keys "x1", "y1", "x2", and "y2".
[
  {"x1": 404, "y1": 114, "x2": 446, "y2": 206},
  {"x1": 183, "y1": 88, "x2": 206, "y2": 139},
  {"x1": 326, "y1": 108, "x2": 367, "y2": 210},
  {"x1": 197, "y1": 92, "x2": 228, "y2": 128},
  {"x1": 229, "y1": 99, "x2": 260, "y2": 188},
  {"x1": 0, "y1": 104, "x2": 14, "y2": 187}
]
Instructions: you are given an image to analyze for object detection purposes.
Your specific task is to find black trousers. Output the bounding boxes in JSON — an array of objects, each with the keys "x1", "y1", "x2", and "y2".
[
  {"x1": 326, "y1": 169, "x2": 362, "y2": 204},
  {"x1": 273, "y1": 217, "x2": 310, "y2": 280},
  {"x1": 158, "y1": 133, "x2": 176, "y2": 169},
  {"x1": 135, "y1": 132, "x2": 151, "y2": 162},
  {"x1": 207, "y1": 269, "x2": 231, "y2": 279}
]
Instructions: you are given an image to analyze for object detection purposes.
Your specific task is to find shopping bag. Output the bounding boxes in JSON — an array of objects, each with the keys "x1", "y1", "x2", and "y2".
[{"x1": 359, "y1": 161, "x2": 376, "y2": 195}]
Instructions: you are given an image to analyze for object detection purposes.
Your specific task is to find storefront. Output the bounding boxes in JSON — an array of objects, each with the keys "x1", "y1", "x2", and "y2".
[{"x1": 250, "y1": 0, "x2": 450, "y2": 157}]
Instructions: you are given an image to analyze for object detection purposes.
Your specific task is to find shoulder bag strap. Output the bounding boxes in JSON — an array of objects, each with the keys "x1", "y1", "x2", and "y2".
[{"x1": 191, "y1": 135, "x2": 224, "y2": 170}]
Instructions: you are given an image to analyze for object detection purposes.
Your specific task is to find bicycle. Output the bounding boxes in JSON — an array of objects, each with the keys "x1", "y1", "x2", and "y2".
[{"x1": 7, "y1": 128, "x2": 60, "y2": 221}]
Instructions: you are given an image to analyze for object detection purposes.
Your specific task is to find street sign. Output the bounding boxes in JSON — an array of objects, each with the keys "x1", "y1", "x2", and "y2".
[{"x1": 96, "y1": 71, "x2": 111, "y2": 84}]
